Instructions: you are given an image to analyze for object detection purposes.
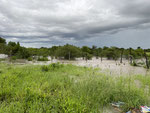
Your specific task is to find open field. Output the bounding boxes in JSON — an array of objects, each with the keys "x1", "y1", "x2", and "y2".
[{"x1": 0, "y1": 62, "x2": 150, "y2": 113}]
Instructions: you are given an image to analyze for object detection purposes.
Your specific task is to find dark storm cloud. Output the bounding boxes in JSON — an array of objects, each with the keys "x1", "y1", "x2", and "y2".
[
  {"x1": 0, "y1": 0, "x2": 150, "y2": 47},
  {"x1": 118, "y1": 0, "x2": 150, "y2": 18}
]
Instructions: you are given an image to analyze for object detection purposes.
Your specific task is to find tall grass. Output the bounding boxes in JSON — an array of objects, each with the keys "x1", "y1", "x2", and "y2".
[{"x1": 0, "y1": 63, "x2": 149, "y2": 112}]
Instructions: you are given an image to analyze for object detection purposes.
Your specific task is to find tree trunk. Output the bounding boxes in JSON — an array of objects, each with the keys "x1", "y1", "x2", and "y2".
[
  {"x1": 144, "y1": 50, "x2": 149, "y2": 69},
  {"x1": 9, "y1": 50, "x2": 12, "y2": 62},
  {"x1": 129, "y1": 48, "x2": 133, "y2": 64},
  {"x1": 68, "y1": 51, "x2": 70, "y2": 60},
  {"x1": 101, "y1": 56, "x2": 102, "y2": 62},
  {"x1": 120, "y1": 49, "x2": 124, "y2": 63},
  {"x1": 85, "y1": 53, "x2": 88, "y2": 62}
]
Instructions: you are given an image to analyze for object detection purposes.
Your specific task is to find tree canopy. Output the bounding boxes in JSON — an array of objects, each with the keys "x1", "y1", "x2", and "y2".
[
  {"x1": 0, "y1": 37, "x2": 150, "y2": 63},
  {"x1": 0, "y1": 37, "x2": 6, "y2": 44}
]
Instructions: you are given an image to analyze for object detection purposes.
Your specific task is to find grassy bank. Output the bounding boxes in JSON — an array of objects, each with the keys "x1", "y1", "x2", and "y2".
[{"x1": 0, "y1": 63, "x2": 149, "y2": 113}]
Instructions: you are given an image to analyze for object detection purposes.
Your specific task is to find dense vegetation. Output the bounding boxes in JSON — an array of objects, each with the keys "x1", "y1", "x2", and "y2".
[
  {"x1": 1, "y1": 37, "x2": 150, "y2": 68},
  {"x1": 0, "y1": 63, "x2": 149, "y2": 112}
]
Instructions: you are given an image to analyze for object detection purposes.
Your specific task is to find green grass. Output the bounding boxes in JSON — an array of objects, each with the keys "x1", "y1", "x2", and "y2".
[{"x1": 0, "y1": 63, "x2": 150, "y2": 113}]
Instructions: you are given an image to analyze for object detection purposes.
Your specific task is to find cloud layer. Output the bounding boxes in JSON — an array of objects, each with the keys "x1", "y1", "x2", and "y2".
[{"x1": 0, "y1": 0, "x2": 150, "y2": 47}]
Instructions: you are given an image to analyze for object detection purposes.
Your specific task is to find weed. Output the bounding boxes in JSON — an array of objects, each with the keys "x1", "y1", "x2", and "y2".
[
  {"x1": 41, "y1": 65, "x2": 49, "y2": 72},
  {"x1": 0, "y1": 63, "x2": 149, "y2": 112}
]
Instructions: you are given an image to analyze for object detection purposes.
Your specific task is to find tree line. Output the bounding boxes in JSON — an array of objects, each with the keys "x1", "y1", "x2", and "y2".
[{"x1": 0, "y1": 37, "x2": 150, "y2": 68}]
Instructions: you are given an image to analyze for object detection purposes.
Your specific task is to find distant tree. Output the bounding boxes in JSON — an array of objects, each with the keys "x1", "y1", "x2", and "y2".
[
  {"x1": 7, "y1": 41, "x2": 18, "y2": 56},
  {"x1": 99, "y1": 49, "x2": 104, "y2": 62},
  {"x1": 137, "y1": 47, "x2": 141, "y2": 49},
  {"x1": 81, "y1": 46, "x2": 91, "y2": 53},
  {"x1": 55, "y1": 44, "x2": 81, "y2": 60},
  {"x1": 92, "y1": 45, "x2": 99, "y2": 58},
  {"x1": 129, "y1": 48, "x2": 133, "y2": 64},
  {"x1": 120, "y1": 48, "x2": 124, "y2": 63},
  {"x1": 6, "y1": 41, "x2": 30, "y2": 59},
  {"x1": 0, "y1": 37, "x2": 6, "y2": 44},
  {"x1": 144, "y1": 49, "x2": 149, "y2": 69},
  {"x1": 103, "y1": 47, "x2": 120, "y2": 60},
  {"x1": 0, "y1": 37, "x2": 7, "y2": 54},
  {"x1": 1, "y1": 37, "x2": 150, "y2": 65},
  {"x1": 81, "y1": 46, "x2": 92, "y2": 60},
  {"x1": 16, "y1": 47, "x2": 30, "y2": 59},
  {"x1": 103, "y1": 46, "x2": 109, "y2": 50},
  {"x1": 39, "y1": 47, "x2": 50, "y2": 57},
  {"x1": 135, "y1": 47, "x2": 144, "y2": 59},
  {"x1": 49, "y1": 46, "x2": 59, "y2": 58}
]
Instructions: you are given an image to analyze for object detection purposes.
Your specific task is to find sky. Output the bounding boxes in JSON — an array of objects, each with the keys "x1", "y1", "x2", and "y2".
[{"x1": 0, "y1": 0, "x2": 150, "y2": 48}]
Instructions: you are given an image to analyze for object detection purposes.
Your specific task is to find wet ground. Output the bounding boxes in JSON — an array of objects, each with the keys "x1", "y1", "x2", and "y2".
[
  {"x1": 4, "y1": 57, "x2": 149, "y2": 76},
  {"x1": 30, "y1": 57, "x2": 149, "y2": 76}
]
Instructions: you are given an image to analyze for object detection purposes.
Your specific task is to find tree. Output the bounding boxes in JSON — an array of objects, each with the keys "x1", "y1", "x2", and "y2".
[
  {"x1": 135, "y1": 47, "x2": 144, "y2": 59},
  {"x1": 92, "y1": 45, "x2": 99, "y2": 58},
  {"x1": 55, "y1": 44, "x2": 81, "y2": 60},
  {"x1": 120, "y1": 48, "x2": 124, "y2": 63},
  {"x1": 129, "y1": 48, "x2": 133, "y2": 64},
  {"x1": 7, "y1": 41, "x2": 18, "y2": 56},
  {"x1": 17, "y1": 47, "x2": 30, "y2": 59},
  {"x1": 0, "y1": 44, "x2": 6, "y2": 54},
  {"x1": 49, "y1": 46, "x2": 59, "y2": 59},
  {"x1": 0, "y1": 37, "x2": 6, "y2": 44},
  {"x1": 99, "y1": 49, "x2": 104, "y2": 62},
  {"x1": 0, "y1": 37, "x2": 7, "y2": 54},
  {"x1": 144, "y1": 49, "x2": 149, "y2": 69},
  {"x1": 103, "y1": 47, "x2": 120, "y2": 60},
  {"x1": 81, "y1": 46, "x2": 92, "y2": 60},
  {"x1": 6, "y1": 41, "x2": 30, "y2": 59}
]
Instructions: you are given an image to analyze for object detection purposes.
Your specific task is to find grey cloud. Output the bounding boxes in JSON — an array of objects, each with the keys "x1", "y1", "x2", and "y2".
[
  {"x1": 119, "y1": 0, "x2": 150, "y2": 18},
  {"x1": 0, "y1": 0, "x2": 150, "y2": 47}
]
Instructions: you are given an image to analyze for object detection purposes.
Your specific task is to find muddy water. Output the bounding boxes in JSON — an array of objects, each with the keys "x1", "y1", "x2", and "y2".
[
  {"x1": 27, "y1": 57, "x2": 150, "y2": 76},
  {"x1": 74, "y1": 58, "x2": 150, "y2": 76}
]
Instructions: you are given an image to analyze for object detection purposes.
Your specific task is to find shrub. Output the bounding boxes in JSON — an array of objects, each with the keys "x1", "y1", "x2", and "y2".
[
  {"x1": 11, "y1": 56, "x2": 17, "y2": 60},
  {"x1": 50, "y1": 63, "x2": 63, "y2": 70},
  {"x1": 137, "y1": 62, "x2": 145, "y2": 66},
  {"x1": 86, "y1": 53, "x2": 92, "y2": 60},
  {"x1": 37, "y1": 57, "x2": 49, "y2": 61},
  {"x1": 131, "y1": 61, "x2": 138, "y2": 66},
  {"x1": 41, "y1": 63, "x2": 64, "y2": 72},
  {"x1": 28, "y1": 57, "x2": 32, "y2": 61},
  {"x1": 0, "y1": 59, "x2": 5, "y2": 62},
  {"x1": 41, "y1": 65, "x2": 49, "y2": 72}
]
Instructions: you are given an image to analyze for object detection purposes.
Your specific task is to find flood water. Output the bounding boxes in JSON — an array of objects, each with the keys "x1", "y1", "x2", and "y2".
[{"x1": 27, "y1": 57, "x2": 150, "y2": 76}]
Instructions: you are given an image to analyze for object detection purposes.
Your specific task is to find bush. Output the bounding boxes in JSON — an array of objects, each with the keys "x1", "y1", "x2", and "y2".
[
  {"x1": 86, "y1": 53, "x2": 92, "y2": 60},
  {"x1": 50, "y1": 63, "x2": 63, "y2": 70},
  {"x1": 37, "y1": 57, "x2": 49, "y2": 61},
  {"x1": 41, "y1": 65, "x2": 49, "y2": 72},
  {"x1": 137, "y1": 62, "x2": 145, "y2": 66},
  {"x1": 28, "y1": 57, "x2": 32, "y2": 61},
  {"x1": 131, "y1": 61, "x2": 138, "y2": 66},
  {"x1": 0, "y1": 59, "x2": 5, "y2": 62},
  {"x1": 11, "y1": 56, "x2": 17, "y2": 60},
  {"x1": 41, "y1": 63, "x2": 64, "y2": 72}
]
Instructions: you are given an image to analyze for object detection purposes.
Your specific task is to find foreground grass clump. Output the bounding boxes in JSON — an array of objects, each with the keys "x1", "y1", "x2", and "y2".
[{"x1": 0, "y1": 63, "x2": 149, "y2": 113}]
